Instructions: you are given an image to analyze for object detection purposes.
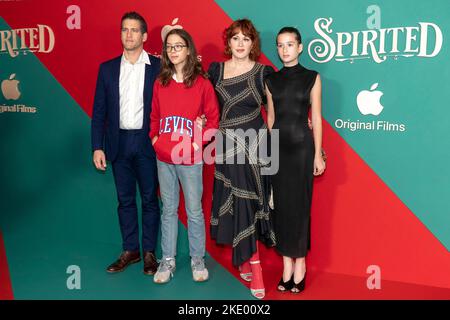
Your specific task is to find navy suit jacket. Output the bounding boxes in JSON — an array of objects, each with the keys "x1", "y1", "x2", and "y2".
[{"x1": 91, "y1": 54, "x2": 161, "y2": 162}]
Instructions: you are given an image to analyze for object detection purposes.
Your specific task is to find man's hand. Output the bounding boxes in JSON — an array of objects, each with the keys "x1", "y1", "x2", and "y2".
[
  {"x1": 93, "y1": 150, "x2": 107, "y2": 171},
  {"x1": 151, "y1": 136, "x2": 159, "y2": 145}
]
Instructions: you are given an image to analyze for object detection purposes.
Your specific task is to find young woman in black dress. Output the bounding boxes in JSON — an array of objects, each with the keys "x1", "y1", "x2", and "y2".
[{"x1": 265, "y1": 27, "x2": 325, "y2": 293}]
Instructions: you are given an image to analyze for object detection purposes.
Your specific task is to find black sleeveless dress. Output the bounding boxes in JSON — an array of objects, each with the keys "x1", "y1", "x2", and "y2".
[
  {"x1": 208, "y1": 62, "x2": 276, "y2": 266},
  {"x1": 265, "y1": 63, "x2": 318, "y2": 258}
]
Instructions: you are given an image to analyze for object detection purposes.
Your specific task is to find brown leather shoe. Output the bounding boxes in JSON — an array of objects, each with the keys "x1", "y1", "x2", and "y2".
[
  {"x1": 106, "y1": 251, "x2": 141, "y2": 273},
  {"x1": 143, "y1": 251, "x2": 158, "y2": 275}
]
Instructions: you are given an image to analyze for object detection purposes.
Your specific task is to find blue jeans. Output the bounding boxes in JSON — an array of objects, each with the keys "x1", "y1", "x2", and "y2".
[{"x1": 157, "y1": 160, "x2": 205, "y2": 259}]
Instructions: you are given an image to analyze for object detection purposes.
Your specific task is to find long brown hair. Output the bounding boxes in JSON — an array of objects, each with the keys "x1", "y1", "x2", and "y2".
[{"x1": 158, "y1": 29, "x2": 206, "y2": 88}]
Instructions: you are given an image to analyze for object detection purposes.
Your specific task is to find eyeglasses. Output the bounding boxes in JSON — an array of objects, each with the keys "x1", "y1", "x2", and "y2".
[{"x1": 165, "y1": 44, "x2": 188, "y2": 52}]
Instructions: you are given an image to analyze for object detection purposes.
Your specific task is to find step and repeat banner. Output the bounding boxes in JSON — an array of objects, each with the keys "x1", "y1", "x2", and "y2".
[{"x1": 1, "y1": 0, "x2": 449, "y2": 296}]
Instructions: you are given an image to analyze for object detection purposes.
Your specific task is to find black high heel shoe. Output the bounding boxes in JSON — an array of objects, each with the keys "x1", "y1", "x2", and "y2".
[
  {"x1": 291, "y1": 272, "x2": 306, "y2": 294},
  {"x1": 277, "y1": 274, "x2": 294, "y2": 292}
]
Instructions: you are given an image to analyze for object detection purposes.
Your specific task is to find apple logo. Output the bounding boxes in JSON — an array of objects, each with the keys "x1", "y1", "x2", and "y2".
[
  {"x1": 161, "y1": 18, "x2": 183, "y2": 42},
  {"x1": 1, "y1": 73, "x2": 21, "y2": 100},
  {"x1": 356, "y1": 83, "x2": 384, "y2": 116}
]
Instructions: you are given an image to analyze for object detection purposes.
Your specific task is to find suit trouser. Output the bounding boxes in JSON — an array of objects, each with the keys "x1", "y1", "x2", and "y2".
[{"x1": 111, "y1": 129, "x2": 160, "y2": 252}]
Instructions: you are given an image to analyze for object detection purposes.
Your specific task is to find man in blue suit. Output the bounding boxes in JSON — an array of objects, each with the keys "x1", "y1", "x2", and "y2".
[{"x1": 91, "y1": 12, "x2": 160, "y2": 275}]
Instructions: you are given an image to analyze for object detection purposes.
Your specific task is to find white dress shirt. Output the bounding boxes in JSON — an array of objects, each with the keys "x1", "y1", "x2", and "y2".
[{"x1": 119, "y1": 50, "x2": 151, "y2": 129}]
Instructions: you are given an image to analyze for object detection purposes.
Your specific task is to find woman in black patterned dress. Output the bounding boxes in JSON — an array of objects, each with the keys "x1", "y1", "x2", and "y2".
[{"x1": 209, "y1": 19, "x2": 275, "y2": 299}]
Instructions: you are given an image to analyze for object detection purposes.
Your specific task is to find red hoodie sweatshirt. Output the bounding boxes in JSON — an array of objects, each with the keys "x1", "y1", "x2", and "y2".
[{"x1": 150, "y1": 76, "x2": 219, "y2": 165}]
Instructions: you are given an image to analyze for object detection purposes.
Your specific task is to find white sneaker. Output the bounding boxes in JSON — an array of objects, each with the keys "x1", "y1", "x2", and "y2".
[
  {"x1": 191, "y1": 257, "x2": 209, "y2": 282},
  {"x1": 153, "y1": 257, "x2": 176, "y2": 284}
]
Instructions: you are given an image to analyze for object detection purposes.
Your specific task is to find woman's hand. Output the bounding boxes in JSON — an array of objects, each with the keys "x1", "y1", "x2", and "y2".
[
  {"x1": 313, "y1": 154, "x2": 326, "y2": 176},
  {"x1": 196, "y1": 114, "x2": 207, "y2": 129}
]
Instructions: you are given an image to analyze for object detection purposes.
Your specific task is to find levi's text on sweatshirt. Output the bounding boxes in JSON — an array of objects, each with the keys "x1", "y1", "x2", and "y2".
[{"x1": 150, "y1": 76, "x2": 219, "y2": 165}]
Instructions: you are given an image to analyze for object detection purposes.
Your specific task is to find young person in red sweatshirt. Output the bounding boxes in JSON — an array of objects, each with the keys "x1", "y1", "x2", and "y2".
[{"x1": 150, "y1": 29, "x2": 219, "y2": 284}]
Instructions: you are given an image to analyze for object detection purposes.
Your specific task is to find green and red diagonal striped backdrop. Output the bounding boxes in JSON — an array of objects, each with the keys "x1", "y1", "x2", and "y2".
[{"x1": 0, "y1": 0, "x2": 449, "y2": 300}]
